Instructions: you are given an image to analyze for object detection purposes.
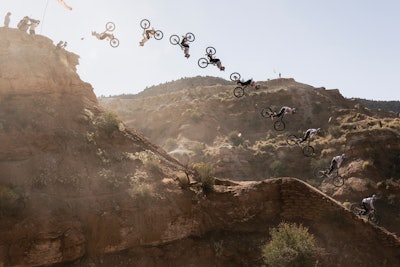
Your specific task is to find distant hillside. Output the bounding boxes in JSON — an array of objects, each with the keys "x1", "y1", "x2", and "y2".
[
  {"x1": 100, "y1": 76, "x2": 400, "y2": 237},
  {"x1": 111, "y1": 76, "x2": 231, "y2": 99},
  {"x1": 356, "y1": 98, "x2": 400, "y2": 114}
]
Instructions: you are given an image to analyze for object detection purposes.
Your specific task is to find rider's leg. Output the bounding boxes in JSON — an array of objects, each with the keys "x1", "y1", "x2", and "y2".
[
  {"x1": 184, "y1": 47, "x2": 190, "y2": 58},
  {"x1": 300, "y1": 132, "x2": 310, "y2": 143},
  {"x1": 140, "y1": 37, "x2": 148, "y2": 46},
  {"x1": 328, "y1": 160, "x2": 337, "y2": 175},
  {"x1": 361, "y1": 203, "x2": 369, "y2": 215},
  {"x1": 216, "y1": 62, "x2": 225, "y2": 71}
]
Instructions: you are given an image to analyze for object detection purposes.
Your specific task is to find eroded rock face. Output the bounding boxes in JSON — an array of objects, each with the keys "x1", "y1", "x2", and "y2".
[{"x1": 0, "y1": 28, "x2": 94, "y2": 97}]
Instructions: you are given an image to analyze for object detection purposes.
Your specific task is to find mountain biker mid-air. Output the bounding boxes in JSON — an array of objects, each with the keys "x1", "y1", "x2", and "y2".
[
  {"x1": 236, "y1": 78, "x2": 260, "y2": 89},
  {"x1": 327, "y1": 153, "x2": 346, "y2": 175},
  {"x1": 361, "y1": 194, "x2": 377, "y2": 215},
  {"x1": 92, "y1": 31, "x2": 114, "y2": 40},
  {"x1": 207, "y1": 52, "x2": 225, "y2": 71},
  {"x1": 181, "y1": 35, "x2": 190, "y2": 58},
  {"x1": 140, "y1": 27, "x2": 156, "y2": 46},
  {"x1": 271, "y1": 106, "x2": 296, "y2": 119},
  {"x1": 299, "y1": 128, "x2": 321, "y2": 143}
]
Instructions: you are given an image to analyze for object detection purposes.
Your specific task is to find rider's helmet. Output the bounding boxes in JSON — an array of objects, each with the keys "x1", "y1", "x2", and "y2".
[
  {"x1": 342, "y1": 153, "x2": 346, "y2": 159},
  {"x1": 316, "y1": 128, "x2": 321, "y2": 133},
  {"x1": 372, "y1": 194, "x2": 377, "y2": 199},
  {"x1": 292, "y1": 108, "x2": 296, "y2": 113}
]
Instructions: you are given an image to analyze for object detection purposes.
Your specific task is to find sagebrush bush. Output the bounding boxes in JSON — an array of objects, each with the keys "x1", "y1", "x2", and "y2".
[
  {"x1": 328, "y1": 126, "x2": 343, "y2": 138},
  {"x1": 261, "y1": 222, "x2": 319, "y2": 267},
  {"x1": 228, "y1": 131, "x2": 244, "y2": 147},
  {"x1": 164, "y1": 138, "x2": 178, "y2": 151},
  {"x1": 0, "y1": 185, "x2": 24, "y2": 217},
  {"x1": 98, "y1": 111, "x2": 120, "y2": 137},
  {"x1": 192, "y1": 162, "x2": 215, "y2": 194}
]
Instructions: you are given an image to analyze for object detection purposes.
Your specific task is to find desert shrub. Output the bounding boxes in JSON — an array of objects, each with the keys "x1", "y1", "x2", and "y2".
[
  {"x1": 144, "y1": 159, "x2": 162, "y2": 174},
  {"x1": 192, "y1": 162, "x2": 215, "y2": 194},
  {"x1": 320, "y1": 147, "x2": 336, "y2": 157},
  {"x1": 362, "y1": 160, "x2": 372, "y2": 170},
  {"x1": 192, "y1": 142, "x2": 205, "y2": 158},
  {"x1": 261, "y1": 222, "x2": 319, "y2": 267},
  {"x1": 328, "y1": 126, "x2": 343, "y2": 138},
  {"x1": 0, "y1": 185, "x2": 25, "y2": 217},
  {"x1": 98, "y1": 111, "x2": 120, "y2": 137},
  {"x1": 164, "y1": 138, "x2": 178, "y2": 151},
  {"x1": 132, "y1": 182, "x2": 153, "y2": 199},
  {"x1": 228, "y1": 131, "x2": 244, "y2": 147},
  {"x1": 190, "y1": 112, "x2": 203, "y2": 123}
]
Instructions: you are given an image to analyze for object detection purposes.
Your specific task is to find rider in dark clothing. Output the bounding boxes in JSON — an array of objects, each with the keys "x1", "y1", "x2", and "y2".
[
  {"x1": 237, "y1": 79, "x2": 253, "y2": 86},
  {"x1": 181, "y1": 36, "x2": 190, "y2": 58},
  {"x1": 207, "y1": 53, "x2": 225, "y2": 71}
]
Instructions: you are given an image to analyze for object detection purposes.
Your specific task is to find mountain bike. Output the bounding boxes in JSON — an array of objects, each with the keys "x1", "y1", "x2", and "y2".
[
  {"x1": 261, "y1": 107, "x2": 285, "y2": 131},
  {"x1": 169, "y1": 32, "x2": 195, "y2": 46},
  {"x1": 140, "y1": 19, "x2": 164, "y2": 40},
  {"x1": 98, "y1": 22, "x2": 120, "y2": 48},
  {"x1": 229, "y1": 72, "x2": 260, "y2": 98},
  {"x1": 198, "y1": 46, "x2": 217, "y2": 68},
  {"x1": 313, "y1": 168, "x2": 344, "y2": 187},
  {"x1": 350, "y1": 203, "x2": 380, "y2": 224},
  {"x1": 286, "y1": 134, "x2": 314, "y2": 157}
]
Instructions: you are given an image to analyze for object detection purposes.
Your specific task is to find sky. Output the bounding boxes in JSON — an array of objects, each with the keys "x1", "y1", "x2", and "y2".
[{"x1": 0, "y1": 0, "x2": 399, "y2": 101}]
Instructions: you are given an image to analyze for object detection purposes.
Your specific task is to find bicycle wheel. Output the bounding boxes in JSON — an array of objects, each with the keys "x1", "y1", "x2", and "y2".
[
  {"x1": 368, "y1": 212, "x2": 380, "y2": 224},
  {"x1": 233, "y1": 87, "x2": 244, "y2": 98},
  {"x1": 198, "y1": 58, "x2": 209, "y2": 68},
  {"x1": 206, "y1": 46, "x2": 216, "y2": 55},
  {"x1": 230, "y1": 72, "x2": 241, "y2": 82},
  {"x1": 186, "y1": 32, "x2": 195, "y2": 42},
  {"x1": 286, "y1": 135, "x2": 298, "y2": 146},
  {"x1": 106, "y1": 22, "x2": 115, "y2": 32},
  {"x1": 261, "y1": 107, "x2": 274, "y2": 118},
  {"x1": 140, "y1": 19, "x2": 150, "y2": 29},
  {"x1": 110, "y1": 38, "x2": 120, "y2": 48},
  {"x1": 302, "y1": 145, "x2": 314, "y2": 157},
  {"x1": 332, "y1": 175, "x2": 344, "y2": 187},
  {"x1": 274, "y1": 120, "x2": 285, "y2": 131},
  {"x1": 169, "y1": 34, "x2": 180, "y2": 45},
  {"x1": 154, "y1": 30, "x2": 163, "y2": 40}
]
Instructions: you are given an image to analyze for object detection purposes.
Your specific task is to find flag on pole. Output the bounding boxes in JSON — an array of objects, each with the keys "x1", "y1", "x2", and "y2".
[{"x1": 57, "y1": 0, "x2": 72, "y2": 11}]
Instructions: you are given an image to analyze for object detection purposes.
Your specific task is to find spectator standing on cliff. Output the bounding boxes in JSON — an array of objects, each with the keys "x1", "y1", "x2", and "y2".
[
  {"x1": 29, "y1": 19, "x2": 39, "y2": 35},
  {"x1": 56, "y1": 41, "x2": 67, "y2": 49},
  {"x1": 4, "y1": 12, "x2": 11, "y2": 28},
  {"x1": 17, "y1": 16, "x2": 30, "y2": 32}
]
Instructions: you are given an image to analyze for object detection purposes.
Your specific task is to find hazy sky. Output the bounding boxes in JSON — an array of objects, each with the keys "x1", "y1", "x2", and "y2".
[{"x1": 0, "y1": 0, "x2": 399, "y2": 100}]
